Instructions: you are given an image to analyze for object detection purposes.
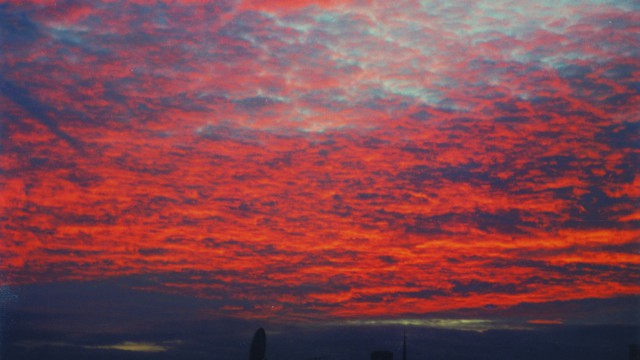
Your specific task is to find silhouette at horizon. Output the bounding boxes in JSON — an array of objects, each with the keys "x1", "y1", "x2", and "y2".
[
  {"x1": 249, "y1": 328, "x2": 266, "y2": 360},
  {"x1": 630, "y1": 344, "x2": 639, "y2": 360},
  {"x1": 403, "y1": 330, "x2": 407, "y2": 360},
  {"x1": 371, "y1": 350, "x2": 393, "y2": 360}
]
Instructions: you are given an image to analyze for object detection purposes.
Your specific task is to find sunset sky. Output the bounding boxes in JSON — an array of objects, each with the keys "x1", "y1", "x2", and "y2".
[{"x1": 1, "y1": 0, "x2": 639, "y2": 359}]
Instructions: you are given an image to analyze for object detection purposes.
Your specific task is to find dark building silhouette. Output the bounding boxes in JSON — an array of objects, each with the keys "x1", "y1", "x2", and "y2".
[
  {"x1": 371, "y1": 350, "x2": 393, "y2": 360},
  {"x1": 630, "y1": 344, "x2": 639, "y2": 360},
  {"x1": 249, "y1": 328, "x2": 266, "y2": 360}
]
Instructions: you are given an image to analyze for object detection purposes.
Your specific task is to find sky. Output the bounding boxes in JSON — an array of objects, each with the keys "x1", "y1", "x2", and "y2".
[{"x1": 0, "y1": 0, "x2": 639, "y2": 359}]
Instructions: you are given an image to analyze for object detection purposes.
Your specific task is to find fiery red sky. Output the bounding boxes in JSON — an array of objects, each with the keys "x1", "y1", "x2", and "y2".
[{"x1": 1, "y1": 1, "x2": 639, "y2": 351}]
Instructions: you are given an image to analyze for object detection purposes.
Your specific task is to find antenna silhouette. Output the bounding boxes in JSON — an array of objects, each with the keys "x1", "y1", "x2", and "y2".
[{"x1": 403, "y1": 329, "x2": 407, "y2": 360}]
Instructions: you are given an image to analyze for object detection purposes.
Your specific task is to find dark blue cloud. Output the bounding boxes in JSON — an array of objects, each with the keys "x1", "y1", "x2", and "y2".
[
  {"x1": 0, "y1": 5, "x2": 42, "y2": 47},
  {"x1": 235, "y1": 96, "x2": 282, "y2": 110},
  {"x1": 0, "y1": 80, "x2": 83, "y2": 151},
  {"x1": 450, "y1": 280, "x2": 520, "y2": 296},
  {"x1": 598, "y1": 122, "x2": 640, "y2": 150}
]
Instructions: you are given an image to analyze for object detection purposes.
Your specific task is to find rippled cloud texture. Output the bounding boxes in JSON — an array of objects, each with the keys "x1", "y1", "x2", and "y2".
[{"x1": 1, "y1": 0, "x2": 639, "y2": 350}]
